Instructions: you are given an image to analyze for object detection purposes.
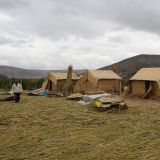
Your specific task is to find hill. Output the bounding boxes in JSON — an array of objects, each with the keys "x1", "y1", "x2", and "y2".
[
  {"x1": 1, "y1": 54, "x2": 160, "y2": 79},
  {"x1": 0, "y1": 66, "x2": 85, "y2": 79},
  {"x1": 100, "y1": 54, "x2": 160, "y2": 79},
  {"x1": 0, "y1": 66, "x2": 49, "y2": 79}
]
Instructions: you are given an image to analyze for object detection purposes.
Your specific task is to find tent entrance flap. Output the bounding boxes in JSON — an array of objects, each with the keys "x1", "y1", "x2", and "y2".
[
  {"x1": 48, "y1": 80, "x2": 52, "y2": 91},
  {"x1": 142, "y1": 82, "x2": 156, "y2": 99},
  {"x1": 145, "y1": 81, "x2": 150, "y2": 92},
  {"x1": 142, "y1": 84, "x2": 152, "y2": 99}
]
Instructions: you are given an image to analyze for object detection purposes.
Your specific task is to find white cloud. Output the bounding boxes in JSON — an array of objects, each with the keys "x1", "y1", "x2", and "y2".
[
  {"x1": 0, "y1": 0, "x2": 160, "y2": 70},
  {"x1": 1, "y1": 28, "x2": 160, "y2": 70},
  {"x1": 0, "y1": 12, "x2": 13, "y2": 22}
]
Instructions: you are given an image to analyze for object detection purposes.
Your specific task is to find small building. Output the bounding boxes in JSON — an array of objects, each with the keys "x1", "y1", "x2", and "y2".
[
  {"x1": 75, "y1": 70, "x2": 122, "y2": 93},
  {"x1": 129, "y1": 68, "x2": 160, "y2": 97},
  {"x1": 42, "y1": 72, "x2": 79, "y2": 92}
]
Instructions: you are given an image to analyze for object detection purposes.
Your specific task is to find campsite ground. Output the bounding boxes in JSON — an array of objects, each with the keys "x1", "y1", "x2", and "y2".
[{"x1": 0, "y1": 96, "x2": 160, "y2": 160}]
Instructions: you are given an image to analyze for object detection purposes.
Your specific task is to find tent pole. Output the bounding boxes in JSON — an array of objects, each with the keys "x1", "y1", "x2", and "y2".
[{"x1": 120, "y1": 80, "x2": 122, "y2": 95}]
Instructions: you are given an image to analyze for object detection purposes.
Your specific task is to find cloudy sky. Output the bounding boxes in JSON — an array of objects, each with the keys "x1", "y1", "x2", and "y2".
[{"x1": 0, "y1": 0, "x2": 160, "y2": 70}]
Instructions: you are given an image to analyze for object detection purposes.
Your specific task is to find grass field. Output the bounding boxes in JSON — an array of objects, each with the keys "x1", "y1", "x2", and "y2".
[{"x1": 0, "y1": 96, "x2": 160, "y2": 160}]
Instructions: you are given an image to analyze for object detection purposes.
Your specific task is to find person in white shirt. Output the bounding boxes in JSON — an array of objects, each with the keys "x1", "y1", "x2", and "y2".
[{"x1": 12, "y1": 80, "x2": 23, "y2": 103}]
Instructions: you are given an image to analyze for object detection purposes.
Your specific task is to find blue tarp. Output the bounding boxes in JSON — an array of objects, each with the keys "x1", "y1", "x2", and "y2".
[{"x1": 38, "y1": 91, "x2": 49, "y2": 96}]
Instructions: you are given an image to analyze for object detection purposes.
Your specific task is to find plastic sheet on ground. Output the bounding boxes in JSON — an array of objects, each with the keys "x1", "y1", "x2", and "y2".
[
  {"x1": 0, "y1": 95, "x2": 14, "y2": 102},
  {"x1": 78, "y1": 93, "x2": 111, "y2": 105},
  {"x1": 99, "y1": 95, "x2": 123, "y2": 104},
  {"x1": 95, "y1": 95, "x2": 128, "y2": 111},
  {"x1": 27, "y1": 88, "x2": 48, "y2": 96},
  {"x1": 67, "y1": 93, "x2": 83, "y2": 100},
  {"x1": 47, "y1": 91, "x2": 63, "y2": 97}
]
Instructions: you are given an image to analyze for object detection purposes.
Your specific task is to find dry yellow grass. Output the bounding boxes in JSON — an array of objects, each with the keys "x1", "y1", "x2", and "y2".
[{"x1": 0, "y1": 96, "x2": 160, "y2": 160}]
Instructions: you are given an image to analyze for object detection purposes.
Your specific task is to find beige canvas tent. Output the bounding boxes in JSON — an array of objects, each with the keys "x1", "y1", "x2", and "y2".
[
  {"x1": 75, "y1": 70, "x2": 122, "y2": 93},
  {"x1": 130, "y1": 68, "x2": 160, "y2": 97},
  {"x1": 42, "y1": 72, "x2": 79, "y2": 92}
]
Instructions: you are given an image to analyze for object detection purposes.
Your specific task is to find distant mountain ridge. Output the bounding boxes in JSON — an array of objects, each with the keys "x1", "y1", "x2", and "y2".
[
  {"x1": 0, "y1": 65, "x2": 49, "y2": 79},
  {"x1": 0, "y1": 65, "x2": 85, "y2": 79},
  {"x1": 100, "y1": 54, "x2": 160, "y2": 79},
  {"x1": 1, "y1": 54, "x2": 160, "y2": 79}
]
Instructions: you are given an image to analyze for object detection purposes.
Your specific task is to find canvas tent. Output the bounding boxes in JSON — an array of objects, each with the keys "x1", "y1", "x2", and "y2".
[
  {"x1": 75, "y1": 70, "x2": 122, "y2": 93},
  {"x1": 42, "y1": 72, "x2": 79, "y2": 92},
  {"x1": 130, "y1": 68, "x2": 160, "y2": 97}
]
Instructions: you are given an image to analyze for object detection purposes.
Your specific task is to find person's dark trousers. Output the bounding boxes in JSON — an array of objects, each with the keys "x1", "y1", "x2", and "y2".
[{"x1": 14, "y1": 93, "x2": 20, "y2": 103}]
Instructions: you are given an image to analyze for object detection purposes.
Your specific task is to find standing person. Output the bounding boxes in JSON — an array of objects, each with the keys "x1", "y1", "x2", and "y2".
[{"x1": 12, "y1": 80, "x2": 23, "y2": 103}]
